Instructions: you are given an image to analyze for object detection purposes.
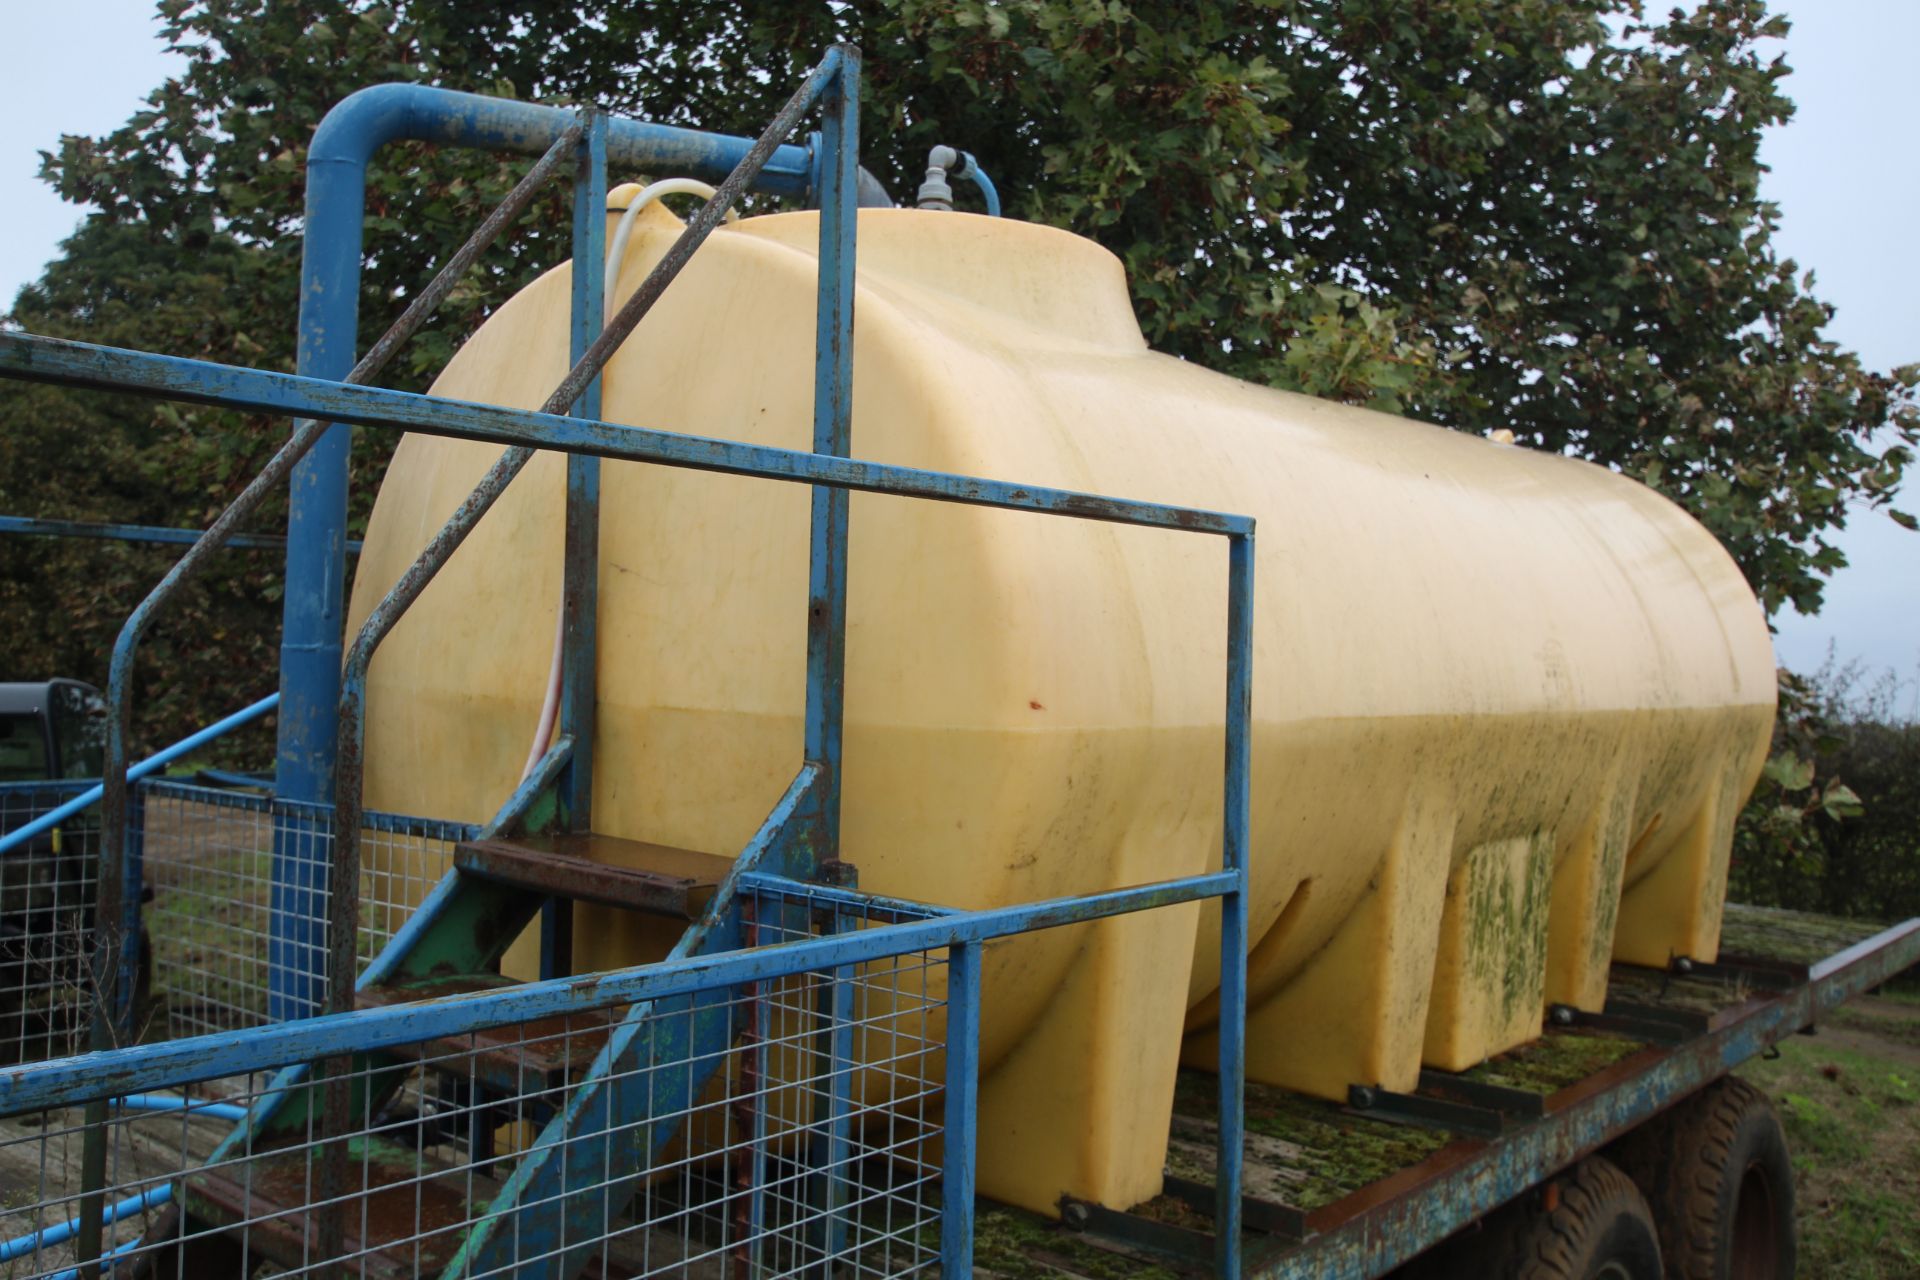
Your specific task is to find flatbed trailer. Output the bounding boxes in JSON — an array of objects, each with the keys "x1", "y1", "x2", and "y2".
[
  {"x1": 2, "y1": 42, "x2": 1915, "y2": 1280},
  {"x1": 967, "y1": 904, "x2": 1920, "y2": 1278}
]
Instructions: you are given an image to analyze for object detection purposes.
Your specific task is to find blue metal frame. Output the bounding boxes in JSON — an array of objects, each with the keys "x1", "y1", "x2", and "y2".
[
  {"x1": 0, "y1": 693, "x2": 277, "y2": 857},
  {"x1": 277, "y1": 83, "x2": 816, "y2": 826},
  {"x1": 0, "y1": 515, "x2": 361, "y2": 554},
  {"x1": 0, "y1": 44, "x2": 1258, "y2": 1276}
]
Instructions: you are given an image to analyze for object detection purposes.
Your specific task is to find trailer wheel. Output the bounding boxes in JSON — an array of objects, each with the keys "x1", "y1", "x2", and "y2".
[
  {"x1": 1400, "y1": 1156, "x2": 1663, "y2": 1279},
  {"x1": 1494, "y1": 1157, "x2": 1665, "y2": 1279},
  {"x1": 1610, "y1": 1075, "x2": 1796, "y2": 1280}
]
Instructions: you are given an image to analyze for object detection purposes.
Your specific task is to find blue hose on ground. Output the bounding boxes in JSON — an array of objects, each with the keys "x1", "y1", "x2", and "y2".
[
  {"x1": 0, "y1": 1094, "x2": 248, "y2": 1265},
  {"x1": 113, "y1": 1094, "x2": 249, "y2": 1123},
  {"x1": 0, "y1": 1185, "x2": 169, "y2": 1264}
]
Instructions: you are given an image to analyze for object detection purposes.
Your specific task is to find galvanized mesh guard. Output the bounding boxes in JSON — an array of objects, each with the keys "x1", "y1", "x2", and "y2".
[
  {"x1": 0, "y1": 783, "x2": 99, "y2": 1066},
  {"x1": 0, "y1": 878, "x2": 949, "y2": 1279},
  {"x1": 140, "y1": 782, "x2": 473, "y2": 1037}
]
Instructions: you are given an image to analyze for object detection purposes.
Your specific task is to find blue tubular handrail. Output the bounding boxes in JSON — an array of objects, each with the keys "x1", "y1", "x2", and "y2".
[
  {"x1": 66, "y1": 115, "x2": 591, "y2": 1275},
  {"x1": 0, "y1": 334, "x2": 1249, "y2": 537},
  {"x1": 327, "y1": 54, "x2": 852, "y2": 1033},
  {"x1": 278, "y1": 82, "x2": 816, "y2": 825},
  {"x1": 0, "y1": 515, "x2": 363, "y2": 554},
  {"x1": 0, "y1": 693, "x2": 277, "y2": 857}
]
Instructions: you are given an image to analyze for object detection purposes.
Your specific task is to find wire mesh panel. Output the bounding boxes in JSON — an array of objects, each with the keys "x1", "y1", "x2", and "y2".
[
  {"x1": 139, "y1": 783, "x2": 474, "y2": 1035},
  {"x1": 141, "y1": 784, "x2": 277, "y2": 1039},
  {"x1": 0, "y1": 782, "x2": 99, "y2": 1067},
  {"x1": 0, "y1": 910, "x2": 953, "y2": 1280}
]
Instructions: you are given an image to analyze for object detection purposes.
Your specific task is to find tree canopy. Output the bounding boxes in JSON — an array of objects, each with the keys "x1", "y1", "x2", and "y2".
[{"x1": 3, "y1": 0, "x2": 1915, "y2": 747}]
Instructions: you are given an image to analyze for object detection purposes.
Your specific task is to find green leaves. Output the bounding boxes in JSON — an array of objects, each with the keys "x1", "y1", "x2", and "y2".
[{"x1": 4, "y1": 0, "x2": 1916, "y2": 750}]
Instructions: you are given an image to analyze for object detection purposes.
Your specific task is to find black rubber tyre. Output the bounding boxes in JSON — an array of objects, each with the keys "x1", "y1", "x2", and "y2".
[
  {"x1": 1610, "y1": 1076, "x2": 1796, "y2": 1280},
  {"x1": 1491, "y1": 1157, "x2": 1665, "y2": 1279},
  {"x1": 1398, "y1": 1156, "x2": 1664, "y2": 1279}
]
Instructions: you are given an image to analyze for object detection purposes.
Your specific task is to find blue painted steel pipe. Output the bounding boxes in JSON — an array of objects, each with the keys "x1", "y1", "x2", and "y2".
[
  {"x1": 0, "y1": 1094, "x2": 242, "y2": 1266},
  {"x1": 0, "y1": 869, "x2": 1240, "y2": 1115},
  {"x1": 0, "y1": 514, "x2": 362, "y2": 554},
  {"x1": 0, "y1": 1185, "x2": 170, "y2": 1265},
  {"x1": 113, "y1": 1094, "x2": 250, "y2": 1123},
  {"x1": 277, "y1": 82, "x2": 815, "y2": 810},
  {"x1": 277, "y1": 83, "x2": 819, "y2": 1021},
  {"x1": 1216, "y1": 532, "x2": 1255, "y2": 1278},
  {"x1": 0, "y1": 693, "x2": 278, "y2": 857},
  {"x1": 0, "y1": 335, "x2": 1251, "y2": 538}
]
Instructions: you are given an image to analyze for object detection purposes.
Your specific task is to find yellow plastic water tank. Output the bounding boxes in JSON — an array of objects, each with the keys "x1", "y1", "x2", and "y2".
[{"x1": 349, "y1": 195, "x2": 1776, "y2": 1215}]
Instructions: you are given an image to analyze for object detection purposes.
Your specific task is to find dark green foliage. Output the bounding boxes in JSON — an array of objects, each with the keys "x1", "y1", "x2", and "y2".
[
  {"x1": 1731, "y1": 662, "x2": 1920, "y2": 921},
  {"x1": 1, "y1": 1, "x2": 1915, "y2": 755}
]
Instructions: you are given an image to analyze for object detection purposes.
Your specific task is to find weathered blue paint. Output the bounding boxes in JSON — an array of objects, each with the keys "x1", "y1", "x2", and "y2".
[
  {"x1": 799, "y1": 45, "x2": 861, "y2": 887},
  {"x1": 544, "y1": 109, "x2": 608, "y2": 983},
  {"x1": 0, "y1": 869, "x2": 1239, "y2": 1115},
  {"x1": 1216, "y1": 532, "x2": 1255, "y2": 1279},
  {"x1": 0, "y1": 514, "x2": 361, "y2": 553},
  {"x1": 275, "y1": 84, "x2": 814, "y2": 831},
  {"x1": 941, "y1": 939, "x2": 983, "y2": 1277},
  {"x1": 0, "y1": 1184, "x2": 173, "y2": 1264},
  {"x1": 0, "y1": 693, "x2": 277, "y2": 857},
  {"x1": 560, "y1": 108, "x2": 607, "y2": 835},
  {"x1": 0, "y1": 334, "x2": 1251, "y2": 538},
  {"x1": 269, "y1": 119, "x2": 587, "y2": 1019},
  {"x1": 734, "y1": 872, "x2": 952, "y2": 922},
  {"x1": 1246, "y1": 918, "x2": 1920, "y2": 1278}
]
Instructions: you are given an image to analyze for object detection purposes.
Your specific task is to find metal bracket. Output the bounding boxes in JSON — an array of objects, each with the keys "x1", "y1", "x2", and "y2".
[
  {"x1": 1673, "y1": 953, "x2": 1804, "y2": 991},
  {"x1": 1549, "y1": 1001, "x2": 1694, "y2": 1045},
  {"x1": 1415, "y1": 1069, "x2": 1547, "y2": 1120},
  {"x1": 1346, "y1": 1083, "x2": 1504, "y2": 1138},
  {"x1": 1160, "y1": 1173, "x2": 1308, "y2": 1244},
  {"x1": 1058, "y1": 1195, "x2": 1216, "y2": 1265}
]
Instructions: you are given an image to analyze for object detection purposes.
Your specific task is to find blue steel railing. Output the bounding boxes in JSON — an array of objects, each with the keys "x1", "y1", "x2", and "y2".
[
  {"x1": 0, "y1": 42, "x2": 1257, "y2": 1277},
  {"x1": 0, "y1": 869, "x2": 1230, "y2": 1274}
]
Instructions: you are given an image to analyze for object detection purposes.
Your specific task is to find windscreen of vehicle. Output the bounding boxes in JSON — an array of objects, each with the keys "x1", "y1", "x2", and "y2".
[{"x1": 0, "y1": 713, "x2": 51, "y2": 782}]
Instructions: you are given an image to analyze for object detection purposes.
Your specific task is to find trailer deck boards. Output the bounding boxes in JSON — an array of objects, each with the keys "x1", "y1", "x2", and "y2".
[
  {"x1": 967, "y1": 903, "x2": 1920, "y2": 1279},
  {"x1": 2, "y1": 904, "x2": 1912, "y2": 1279}
]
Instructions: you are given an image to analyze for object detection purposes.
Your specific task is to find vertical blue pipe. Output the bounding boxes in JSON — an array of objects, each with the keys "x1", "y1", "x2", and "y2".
[
  {"x1": 941, "y1": 940, "x2": 982, "y2": 1277},
  {"x1": 797, "y1": 47, "x2": 859, "y2": 880},
  {"x1": 268, "y1": 86, "x2": 817, "y2": 1017},
  {"x1": 271, "y1": 106, "x2": 374, "y2": 1021},
  {"x1": 1215, "y1": 531, "x2": 1254, "y2": 1279},
  {"x1": 561, "y1": 108, "x2": 607, "y2": 824},
  {"x1": 542, "y1": 109, "x2": 607, "y2": 982}
]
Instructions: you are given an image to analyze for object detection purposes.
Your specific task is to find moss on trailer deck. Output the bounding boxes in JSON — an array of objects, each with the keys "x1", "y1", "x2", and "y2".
[
  {"x1": 1456, "y1": 1027, "x2": 1642, "y2": 1094},
  {"x1": 974, "y1": 1204, "x2": 1188, "y2": 1278},
  {"x1": 1168, "y1": 1071, "x2": 1454, "y2": 1212},
  {"x1": 1719, "y1": 902, "x2": 1887, "y2": 965}
]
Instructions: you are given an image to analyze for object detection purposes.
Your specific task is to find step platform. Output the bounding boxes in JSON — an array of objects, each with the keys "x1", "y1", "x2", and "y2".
[
  {"x1": 356, "y1": 973, "x2": 618, "y2": 1095},
  {"x1": 453, "y1": 832, "x2": 733, "y2": 919},
  {"x1": 184, "y1": 1135, "x2": 475, "y2": 1280}
]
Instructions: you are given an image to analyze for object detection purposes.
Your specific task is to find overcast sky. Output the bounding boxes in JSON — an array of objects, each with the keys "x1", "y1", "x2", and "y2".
[{"x1": 0, "y1": 2, "x2": 1913, "y2": 682}]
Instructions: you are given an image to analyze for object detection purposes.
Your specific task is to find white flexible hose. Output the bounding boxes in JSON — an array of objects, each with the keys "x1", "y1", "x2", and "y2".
[{"x1": 519, "y1": 178, "x2": 729, "y2": 782}]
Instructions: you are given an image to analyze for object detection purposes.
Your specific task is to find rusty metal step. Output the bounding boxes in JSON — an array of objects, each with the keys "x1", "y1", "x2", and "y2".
[
  {"x1": 355, "y1": 973, "x2": 618, "y2": 1094},
  {"x1": 182, "y1": 1135, "x2": 477, "y2": 1280},
  {"x1": 453, "y1": 832, "x2": 732, "y2": 919}
]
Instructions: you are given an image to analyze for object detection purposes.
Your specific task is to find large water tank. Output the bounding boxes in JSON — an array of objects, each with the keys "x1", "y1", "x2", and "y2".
[{"x1": 349, "y1": 193, "x2": 1775, "y2": 1214}]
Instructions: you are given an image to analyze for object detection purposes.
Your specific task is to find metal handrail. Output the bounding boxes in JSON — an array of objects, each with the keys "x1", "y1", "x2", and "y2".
[
  {"x1": 67, "y1": 117, "x2": 585, "y2": 1276},
  {"x1": 328, "y1": 50, "x2": 849, "y2": 1025},
  {"x1": 0, "y1": 693, "x2": 277, "y2": 857}
]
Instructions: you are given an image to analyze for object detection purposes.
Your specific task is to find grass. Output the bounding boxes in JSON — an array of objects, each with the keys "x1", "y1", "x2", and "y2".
[{"x1": 1740, "y1": 988, "x2": 1920, "y2": 1280}]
